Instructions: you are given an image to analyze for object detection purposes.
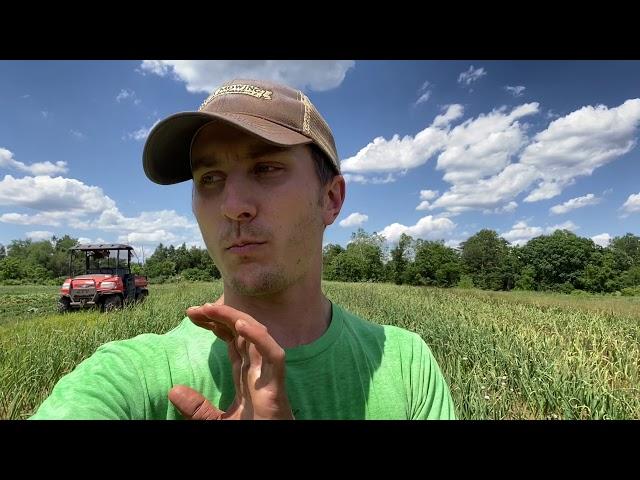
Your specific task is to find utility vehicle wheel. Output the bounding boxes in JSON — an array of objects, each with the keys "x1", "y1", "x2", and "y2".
[
  {"x1": 58, "y1": 297, "x2": 71, "y2": 314},
  {"x1": 102, "y1": 295, "x2": 123, "y2": 312}
]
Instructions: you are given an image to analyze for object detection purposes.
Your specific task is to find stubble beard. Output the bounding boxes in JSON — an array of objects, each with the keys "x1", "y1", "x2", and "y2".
[{"x1": 223, "y1": 201, "x2": 324, "y2": 297}]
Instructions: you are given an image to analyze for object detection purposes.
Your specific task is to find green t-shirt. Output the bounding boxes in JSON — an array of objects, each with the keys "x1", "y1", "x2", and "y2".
[{"x1": 30, "y1": 302, "x2": 456, "y2": 420}]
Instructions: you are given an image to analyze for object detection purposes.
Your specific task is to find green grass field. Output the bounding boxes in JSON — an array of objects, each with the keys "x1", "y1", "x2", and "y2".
[{"x1": 1, "y1": 281, "x2": 638, "y2": 419}]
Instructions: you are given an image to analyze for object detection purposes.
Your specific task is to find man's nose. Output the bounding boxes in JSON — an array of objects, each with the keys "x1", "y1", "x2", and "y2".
[{"x1": 219, "y1": 174, "x2": 257, "y2": 222}]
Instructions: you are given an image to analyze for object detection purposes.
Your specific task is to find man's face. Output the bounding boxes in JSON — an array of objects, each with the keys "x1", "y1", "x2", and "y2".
[{"x1": 191, "y1": 122, "x2": 329, "y2": 296}]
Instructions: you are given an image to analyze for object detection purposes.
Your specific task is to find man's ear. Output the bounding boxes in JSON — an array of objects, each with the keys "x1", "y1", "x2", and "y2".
[{"x1": 322, "y1": 175, "x2": 346, "y2": 227}]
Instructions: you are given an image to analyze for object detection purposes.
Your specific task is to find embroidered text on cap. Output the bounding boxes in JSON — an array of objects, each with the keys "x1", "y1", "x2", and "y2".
[{"x1": 198, "y1": 83, "x2": 274, "y2": 111}]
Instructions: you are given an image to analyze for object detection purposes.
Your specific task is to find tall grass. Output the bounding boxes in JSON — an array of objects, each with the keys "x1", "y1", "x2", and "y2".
[
  {"x1": 1, "y1": 281, "x2": 638, "y2": 419},
  {"x1": 323, "y1": 282, "x2": 639, "y2": 419},
  {"x1": 0, "y1": 282, "x2": 223, "y2": 419}
]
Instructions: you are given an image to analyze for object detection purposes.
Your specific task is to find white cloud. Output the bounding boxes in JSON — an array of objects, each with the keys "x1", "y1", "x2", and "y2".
[
  {"x1": 413, "y1": 80, "x2": 432, "y2": 106},
  {"x1": 0, "y1": 148, "x2": 68, "y2": 175},
  {"x1": 416, "y1": 190, "x2": 439, "y2": 211},
  {"x1": 505, "y1": 85, "x2": 526, "y2": 97},
  {"x1": 591, "y1": 233, "x2": 612, "y2": 247},
  {"x1": 0, "y1": 211, "x2": 66, "y2": 226},
  {"x1": 502, "y1": 220, "x2": 579, "y2": 246},
  {"x1": 433, "y1": 99, "x2": 639, "y2": 212},
  {"x1": 522, "y1": 99, "x2": 640, "y2": 202},
  {"x1": 341, "y1": 103, "x2": 539, "y2": 213},
  {"x1": 502, "y1": 221, "x2": 545, "y2": 245},
  {"x1": 41, "y1": 111, "x2": 49, "y2": 118},
  {"x1": 26, "y1": 230, "x2": 53, "y2": 241},
  {"x1": 547, "y1": 220, "x2": 579, "y2": 233},
  {"x1": 550, "y1": 193, "x2": 601, "y2": 215},
  {"x1": 445, "y1": 239, "x2": 462, "y2": 249},
  {"x1": 435, "y1": 103, "x2": 539, "y2": 184},
  {"x1": 503, "y1": 201, "x2": 519, "y2": 213},
  {"x1": 0, "y1": 175, "x2": 115, "y2": 213},
  {"x1": 414, "y1": 91, "x2": 431, "y2": 106},
  {"x1": 458, "y1": 66, "x2": 487, "y2": 86},
  {"x1": 118, "y1": 230, "x2": 179, "y2": 245},
  {"x1": 116, "y1": 89, "x2": 135, "y2": 102},
  {"x1": 126, "y1": 119, "x2": 160, "y2": 141},
  {"x1": 524, "y1": 181, "x2": 566, "y2": 202},
  {"x1": 378, "y1": 215, "x2": 456, "y2": 244},
  {"x1": 432, "y1": 104, "x2": 465, "y2": 128},
  {"x1": 341, "y1": 129, "x2": 449, "y2": 174},
  {"x1": 430, "y1": 163, "x2": 538, "y2": 213},
  {"x1": 433, "y1": 210, "x2": 463, "y2": 218},
  {"x1": 0, "y1": 173, "x2": 199, "y2": 250},
  {"x1": 75, "y1": 208, "x2": 196, "y2": 235},
  {"x1": 622, "y1": 192, "x2": 640, "y2": 214},
  {"x1": 420, "y1": 189, "x2": 439, "y2": 201},
  {"x1": 339, "y1": 212, "x2": 369, "y2": 228},
  {"x1": 340, "y1": 104, "x2": 466, "y2": 177},
  {"x1": 75, "y1": 237, "x2": 109, "y2": 245},
  {"x1": 116, "y1": 89, "x2": 141, "y2": 106},
  {"x1": 343, "y1": 98, "x2": 640, "y2": 216},
  {"x1": 25, "y1": 162, "x2": 68, "y2": 176},
  {"x1": 341, "y1": 174, "x2": 368, "y2": 184},
  {"x1": 70, "y1": 130, "x2": 85, "y2": 140},
  {"x1": 116, "y1": 233, "x2": 205, "y2": 255},
  {"x1": 139, "y1": 60, "x2": 355, "y2": 93},
  {"x1": 185, "y1": 239, "x2": 206, "y2": 249},
  {"x1": 546, "y1": 110, "x2": 560, "y2": 119},
  {"x1": 487, "y1": 201, "x2": 518, "y2": 214},
  {"x1": 342, "y1": 173, "x2": 399, "y2": 184}
]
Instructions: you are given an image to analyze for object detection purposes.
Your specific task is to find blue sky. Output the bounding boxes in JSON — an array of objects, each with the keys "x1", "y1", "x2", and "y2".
[{"x1": 1, "y1": 60, "x2": 639, "y2": 256}]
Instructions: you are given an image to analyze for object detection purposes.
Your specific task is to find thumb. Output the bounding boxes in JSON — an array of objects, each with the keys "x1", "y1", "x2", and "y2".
[{"x1": 168, "y1": 385, "x2": 224, "y2": 420}]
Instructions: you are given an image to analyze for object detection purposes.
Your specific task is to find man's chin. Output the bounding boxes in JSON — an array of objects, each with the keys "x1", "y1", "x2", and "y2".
[{"x1": 225, "y1": 269, "x2": 288, "y2": 296}]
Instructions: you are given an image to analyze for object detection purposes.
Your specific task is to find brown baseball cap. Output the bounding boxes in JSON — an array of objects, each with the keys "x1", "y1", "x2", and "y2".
[{"x1": 143, "y1": 78, "x2": 340, "y2": 185}]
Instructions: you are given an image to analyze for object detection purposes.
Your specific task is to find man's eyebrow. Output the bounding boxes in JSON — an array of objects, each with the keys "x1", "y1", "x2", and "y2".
[{"x1": 191, "y1": 144, "x2": 290, "y2": 170}]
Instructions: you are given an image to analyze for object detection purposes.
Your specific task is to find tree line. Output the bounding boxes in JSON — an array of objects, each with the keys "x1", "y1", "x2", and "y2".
[
  {"x1": 322, "y1": 228, "x2": 640, "y2": 295},
  {"x1": 1, "y1": 229, "x2": 639, "y2": 295}
]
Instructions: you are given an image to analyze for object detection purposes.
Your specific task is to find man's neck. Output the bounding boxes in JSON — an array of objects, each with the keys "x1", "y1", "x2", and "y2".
[{"x1": 218, "y1": 278, "x2": 332, "y2": 349}]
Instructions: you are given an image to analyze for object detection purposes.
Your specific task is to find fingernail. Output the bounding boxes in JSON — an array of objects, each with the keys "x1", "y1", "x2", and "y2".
[{"x1": 236, "y1": 320, "x2": 245, "y2": 329}]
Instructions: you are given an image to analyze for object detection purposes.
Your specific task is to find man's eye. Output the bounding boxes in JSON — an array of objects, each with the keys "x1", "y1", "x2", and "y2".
[
  {"x1": 255, "y1": 165, "x2": 280, "y2": 175},
  {"x1": 200, "y1": 173, "x2": 223, "y2": 185}
]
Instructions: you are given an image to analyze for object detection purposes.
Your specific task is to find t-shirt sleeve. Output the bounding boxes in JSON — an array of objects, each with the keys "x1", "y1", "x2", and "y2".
[
  {"x1": 29, "y1": 341, "x2": 147, "y2": 420},
  {"x1": 409, "y1": 334, "x2": 456, "y2": 420}
]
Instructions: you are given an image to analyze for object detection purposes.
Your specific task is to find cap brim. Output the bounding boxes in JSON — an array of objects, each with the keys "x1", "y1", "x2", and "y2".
[{"x1": 143, "y1": 112, "x2": 312, "y2": 185}]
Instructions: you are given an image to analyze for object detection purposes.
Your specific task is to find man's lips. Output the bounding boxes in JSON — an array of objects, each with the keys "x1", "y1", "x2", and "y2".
[{"x1": 226, "y1": 242, "x2": 267, "y2": 254}]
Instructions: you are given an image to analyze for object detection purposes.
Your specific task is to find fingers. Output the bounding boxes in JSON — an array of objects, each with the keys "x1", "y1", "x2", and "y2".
[
  {"x1": 189, "y1": 304, "x2": 251, "y2": 334},
  {"x1": 244, "y1": 338, "x2": 272, "y2": 390},
  {"x1": 236, "y1": 335, "x2": 250, "y2": 398},
  {"x1": 186, "y1": 307, "x2": 235, "y2": 342},
  {"x1": 227, "y1": 340, "x2": 243, "y2": 397},
  {"x1": 235, "y1": 320, "x2": 285, "y2": 372},
  {"x1": 182, "y1": 304, "x2": 292, "y2": 420},
  {"x1": 168, "y1": 385, "x2": 224, "y2": 420},
  {"x1": 187, "y1": 304, "x2": 286, "y2": 369}
]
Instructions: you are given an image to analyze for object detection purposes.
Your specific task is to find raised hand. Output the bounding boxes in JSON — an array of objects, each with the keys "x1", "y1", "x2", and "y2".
[{"x1": 168, "y1": 302, "x2": 294, "y2": 420}]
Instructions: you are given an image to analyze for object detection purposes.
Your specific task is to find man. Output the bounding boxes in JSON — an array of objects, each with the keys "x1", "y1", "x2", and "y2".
[{"x1": 30, "y1": 78, "x2": 456, "y2": 420}]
